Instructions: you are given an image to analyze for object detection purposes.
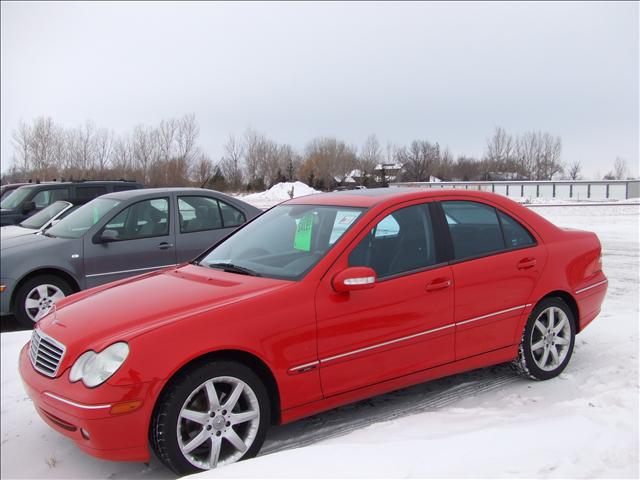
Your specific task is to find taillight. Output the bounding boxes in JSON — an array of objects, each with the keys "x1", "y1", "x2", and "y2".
[{"x1": 593, "y1": 253, "x2": 603, "y2": 274}]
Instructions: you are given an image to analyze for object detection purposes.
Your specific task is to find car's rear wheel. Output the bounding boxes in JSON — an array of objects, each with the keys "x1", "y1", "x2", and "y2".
[
  {"x1": 151, "y1": 361, "x2": 270, "y2": 474},
  {"x1": 512, "y1": 297, "x2": 576, "y2": 380},
  {"x1": 14, "y1": 274, "x2": 73, "y2": 329}
]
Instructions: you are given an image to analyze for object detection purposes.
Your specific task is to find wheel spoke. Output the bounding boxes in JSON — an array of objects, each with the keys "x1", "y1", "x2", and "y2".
[
  {"x1": 553, "y1": 315, "x2": 567, "y2": 334},
  {"x1": 224, "y1": 382, "x2": 244, "y2": 410},
  {"x1": 230, "y1": 410, "x2": 259, "y2": 425},
  {"x1": 180, "y1": 409, "x2": 209, "y2": 425},
  {"x1": 555, "y1": 336, "x2": 569, "y2": 346},
  {"x1": 547, "y1": 308, "x2": 555, "y2": 330},
  {"x1": 534, "y1": 320, "x2": 547, "y2": 335},
  {"x1": 531, "y1": 340, "x2": 545, "y2": 351},
  {"x1": 209, "y1": 436, "x2": 222, "y2": 468},
  {"x1": 182, "y1": 429, "x2": 208, "y2": 454},
  {"x1": 205, "y1": 381, "x2": 220, "y2": 410},
  {"x1": 36, "y1": 285, "x2": 48, "y2": 299},
  {"x1": 224, "y1": 427, "x2": 247, "y2": 453},
  {"x1": 34, "y1": 309, "x2": 48, "y2": 321},
  {"x1": 25, "y1": 298, "x2": 40, "y2": 309},
  {"x1": 539, "y1": 347, "x2": 550, "y2": 367},
  {"x1": 549, "y1": 345, "x2": 560, "y2": 365},
  {"x1": 49, "y1": 289, "x2": 65, "y2": 302}
]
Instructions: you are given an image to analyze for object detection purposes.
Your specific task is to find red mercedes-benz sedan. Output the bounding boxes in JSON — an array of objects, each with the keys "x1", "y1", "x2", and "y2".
[{"x1": 19, "y1": 189, "x2": 607, "y2": 473}]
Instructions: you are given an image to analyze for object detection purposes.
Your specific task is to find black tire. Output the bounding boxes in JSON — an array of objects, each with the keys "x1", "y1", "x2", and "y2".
[
  {"x1": 512, "y1": 297, "x2": 576, "y2": 380},
  {"x1": 151, "y1": 360, "x2": 270, "y2": 475},
  {"x1": 13, "y1": 274, "x2": 73, "y2": 329}
]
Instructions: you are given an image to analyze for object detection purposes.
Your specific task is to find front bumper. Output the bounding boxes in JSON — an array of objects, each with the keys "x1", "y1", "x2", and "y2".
[
  {"x1": 0, "y1": 277, "x2": 15, "y2": 315},
  {"x1": 18, "y1": 343, "x2": 156, "y2": 462}
]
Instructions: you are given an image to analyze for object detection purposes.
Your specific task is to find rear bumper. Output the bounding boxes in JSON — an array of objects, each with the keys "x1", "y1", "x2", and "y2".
[
  {"x1": 18, "y1": 343, "x2": 154, "y2": 462},
  {"x1": 575, "y1": 277, "x2": 608, "y2": 331}
]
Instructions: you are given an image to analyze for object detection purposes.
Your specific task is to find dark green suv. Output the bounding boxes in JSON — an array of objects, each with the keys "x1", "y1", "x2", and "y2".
[{"x1": 0, "y1": 180, "x2": 143, "y2": 226}]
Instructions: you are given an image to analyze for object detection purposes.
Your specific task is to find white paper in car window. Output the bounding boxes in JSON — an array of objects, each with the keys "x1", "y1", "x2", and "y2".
[{"x1": 329, "y1": 211, "x2": 360, "y2": 244}]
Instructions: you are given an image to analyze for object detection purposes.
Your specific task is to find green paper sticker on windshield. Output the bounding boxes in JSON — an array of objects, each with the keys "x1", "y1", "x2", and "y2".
[
  {"x1": 92, "y1": 206, "x2": 100, "y2": 224},
  {"x1": 293, "y1": 213, "x2": 314, "y2": 251}
]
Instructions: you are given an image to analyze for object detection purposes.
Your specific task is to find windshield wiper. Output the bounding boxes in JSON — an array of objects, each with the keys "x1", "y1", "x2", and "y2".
[
  {"x1": 42, "y1": 231, "x2": 56, "y2": 238},
  {"x1": 206, "y1": 262, "x2": 261, "y2": 277}
]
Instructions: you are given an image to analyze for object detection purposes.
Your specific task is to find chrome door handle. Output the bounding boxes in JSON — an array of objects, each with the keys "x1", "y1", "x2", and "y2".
[{"x1": 157, "y1": 242, "x2": 174, "y2": 250}]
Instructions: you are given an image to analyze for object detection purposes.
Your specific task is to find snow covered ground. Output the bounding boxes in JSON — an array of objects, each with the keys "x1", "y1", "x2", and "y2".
[{"x1": 1, "y1": 204, "x2": 638, "y2": 479}]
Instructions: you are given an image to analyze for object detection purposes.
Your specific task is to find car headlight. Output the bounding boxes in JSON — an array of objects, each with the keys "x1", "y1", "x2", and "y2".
[{"x1": 69, "y1": 342, "x2": 129, "y2": 388}]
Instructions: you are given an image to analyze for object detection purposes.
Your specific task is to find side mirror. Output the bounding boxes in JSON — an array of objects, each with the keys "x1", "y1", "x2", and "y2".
[
  {"x1": 97, "y1": 229, "x2": 119, "y2": 243},
  {"x1": 332, "y1": 266, "x2": 377, "y2": 293},
  {"x1": 21, "y1": 201, "x2": 35, "y2": 214}
]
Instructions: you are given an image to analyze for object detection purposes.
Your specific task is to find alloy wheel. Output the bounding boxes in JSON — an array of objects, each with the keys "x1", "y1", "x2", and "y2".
[
  {"x1": 24, "y1": 284, "x2": 65, "y2": 322},
  {"x1": 530, "y1": 306, "x2": 571, "y2": 372},
  {"x1": 177, "y1": 376, "x2": 260, "y2": 469}
]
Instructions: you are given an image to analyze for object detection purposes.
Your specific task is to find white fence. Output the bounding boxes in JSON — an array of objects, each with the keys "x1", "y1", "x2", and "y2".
[{"x1": 391, "y1": 180, "x2": 640, "y2": 201}]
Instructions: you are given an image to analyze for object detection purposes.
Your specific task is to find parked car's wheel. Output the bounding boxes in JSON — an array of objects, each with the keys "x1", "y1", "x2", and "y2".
[
  {"x1": 14, "y1": 274, "x2": 73, "y2": 329},
  {"x1": 512, "y1": 297, "x2": 576, "y2": 380},
  {"x1": 151, "y1": 360, "x2": 270, "y2": 474}
]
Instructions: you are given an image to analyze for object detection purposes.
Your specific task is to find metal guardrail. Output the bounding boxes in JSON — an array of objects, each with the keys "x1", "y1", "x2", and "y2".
[{"x1": 391, "y1": 180, "x2": 640, "y2": 201}]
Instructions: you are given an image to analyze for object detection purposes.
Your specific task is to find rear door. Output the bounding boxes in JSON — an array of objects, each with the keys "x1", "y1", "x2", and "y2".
[
  {"x1": 83, "y1": 196, "x2": 177, "y2": 287},
  {"x1": 439, "y1": 200, "x2": 546, "y2": 359},
  {"x1": 175, "y1": 195, "x2": 247, "y2": 262},
  {"x1": 316, "y1": 201, "x2": 455, "y2": 397}
]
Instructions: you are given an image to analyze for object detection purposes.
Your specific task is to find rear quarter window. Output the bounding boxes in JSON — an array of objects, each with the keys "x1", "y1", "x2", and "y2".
[{"x1": 498, "y1": 211, "x2": 536, "y2": 248}]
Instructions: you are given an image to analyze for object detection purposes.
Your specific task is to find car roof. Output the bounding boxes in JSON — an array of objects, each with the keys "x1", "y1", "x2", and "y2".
[
  {"x1": 101, "y1": 187, "x2": 226, "y2": 200},
  {"x1": 285, "y1": 187, "x2": 514, "y2": 208},
  {"x1": 6, "y1": 180, "x2": 139, "y2": 191}
]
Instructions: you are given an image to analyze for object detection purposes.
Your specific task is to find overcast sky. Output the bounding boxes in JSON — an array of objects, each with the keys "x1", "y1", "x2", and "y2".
[{"x1": 1, "y1": 1, "x2": 638, "y2": 178}]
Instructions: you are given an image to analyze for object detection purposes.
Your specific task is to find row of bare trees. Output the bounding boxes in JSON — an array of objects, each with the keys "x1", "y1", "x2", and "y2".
[
  {"x1": 8, "y1": 115, "x2": 204, "y2": 187},
  {"x1": 3, "y1": 116, "x2": 633, "y2": 191}
]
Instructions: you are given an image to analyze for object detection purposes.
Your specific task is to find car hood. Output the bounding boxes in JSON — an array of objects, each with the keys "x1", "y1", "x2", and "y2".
[
  {"x1": 0, "y1": 231, "x2": 56, "y2": 251},
  {"x1": 37, "y1": 264, "x2": 292, "y2": 369},
  {"x1": 0, "y1": 225, "x2": 36, "y2": 240}
]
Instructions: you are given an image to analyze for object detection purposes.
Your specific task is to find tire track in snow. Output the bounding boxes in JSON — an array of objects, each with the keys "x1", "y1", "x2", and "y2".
[{"x1": 260, "y1": 366, "x2": 520, "y2": 456}]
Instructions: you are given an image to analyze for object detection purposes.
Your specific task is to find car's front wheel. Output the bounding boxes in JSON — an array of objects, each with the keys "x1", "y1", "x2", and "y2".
[
  {"x1": 512, "y1": 297, "x2": 576, "y2": 380},
  {"x1": 151, "y1": 360, "x2": 270, "y2": 474},
  {"x1": 14, "y1": 274, "x2": 73, "y2": 329}
]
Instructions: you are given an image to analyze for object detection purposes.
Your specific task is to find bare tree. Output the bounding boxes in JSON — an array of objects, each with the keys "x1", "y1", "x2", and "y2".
[
  {"x1": 192, "y1": 153, "x2": 214, "y2": 187},
  {"x1": 358, "y1": 134, "x2": 381, "y2": 185},
  {"x1": 567, "y1": 161, "x2": 581, "y2": 180},
  {"x1": 396, "y1": 140, "x2": 440, "y2": 181},
  {"x1": 614, "y1": 157, "x2": 628, "y2": 180},
  {"x1": 220, "y1": 134, "x2": 245, "y2": 189}
]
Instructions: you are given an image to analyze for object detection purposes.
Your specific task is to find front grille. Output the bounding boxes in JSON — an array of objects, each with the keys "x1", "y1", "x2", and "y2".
[{"x1": 29, "y1": 330, "x2": 66, "y2": 377}]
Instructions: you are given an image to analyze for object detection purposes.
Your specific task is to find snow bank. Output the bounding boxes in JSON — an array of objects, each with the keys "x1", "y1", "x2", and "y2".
[{"x1": 240, "y1": 182, "x2": 319, "y2": 209}]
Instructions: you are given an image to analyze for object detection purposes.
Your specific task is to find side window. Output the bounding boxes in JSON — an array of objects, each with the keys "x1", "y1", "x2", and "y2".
[
  {"x1": 104, "y1": 198, "x2": 169, "y2": 241},
  {"x1": 178, "y1": 196, "x2": 223, "y2": 233},
  {"x1": 349, "y1": 204, "x2": 437, "y2": 278},
  {"x1": 75, "y1": 186, "x2": 107, "y2": 200},
  {"x1": 32, "y1": 188, "x2": 69, "y2": 208},
  {"x1": 218, "y1": 201, "x2": 246, "y2": 228},
  {"x1": 498, "y1": 211, "x2": 536, "y2": 248},
  {"x1": 113, "y1": 185, "x2": 136, "y2": 192},
  {"x1": 442, "y1": 201, "x2": 505, "y2": 259}
]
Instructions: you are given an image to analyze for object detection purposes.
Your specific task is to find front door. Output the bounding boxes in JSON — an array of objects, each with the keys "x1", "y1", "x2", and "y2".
[
  {"x1": 316, "y1": 202, "x2": 455, "y2": 397},
  {"x1": 84, "y1": 196, "x2": 177, "y2": 288}
]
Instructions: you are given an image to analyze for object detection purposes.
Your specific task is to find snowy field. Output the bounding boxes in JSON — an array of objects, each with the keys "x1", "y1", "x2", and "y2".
[{"x1": 1, "y1": 202, "x2": 638, "y2": 479}]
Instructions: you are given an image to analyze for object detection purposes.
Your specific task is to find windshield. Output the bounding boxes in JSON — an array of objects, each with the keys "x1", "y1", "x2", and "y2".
[
  {"x1": 19, "y1": 201, "x2": 71, "y2": 229},
  {"x1": 47, "y1": 198, "x2": 121, "y2": 238},
  {"x1": 199, "y1": 205, "x2": 365, "y2": 280},
  {"x1": 0, "y1": 187, "x2": 33, "y2": 209}
]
